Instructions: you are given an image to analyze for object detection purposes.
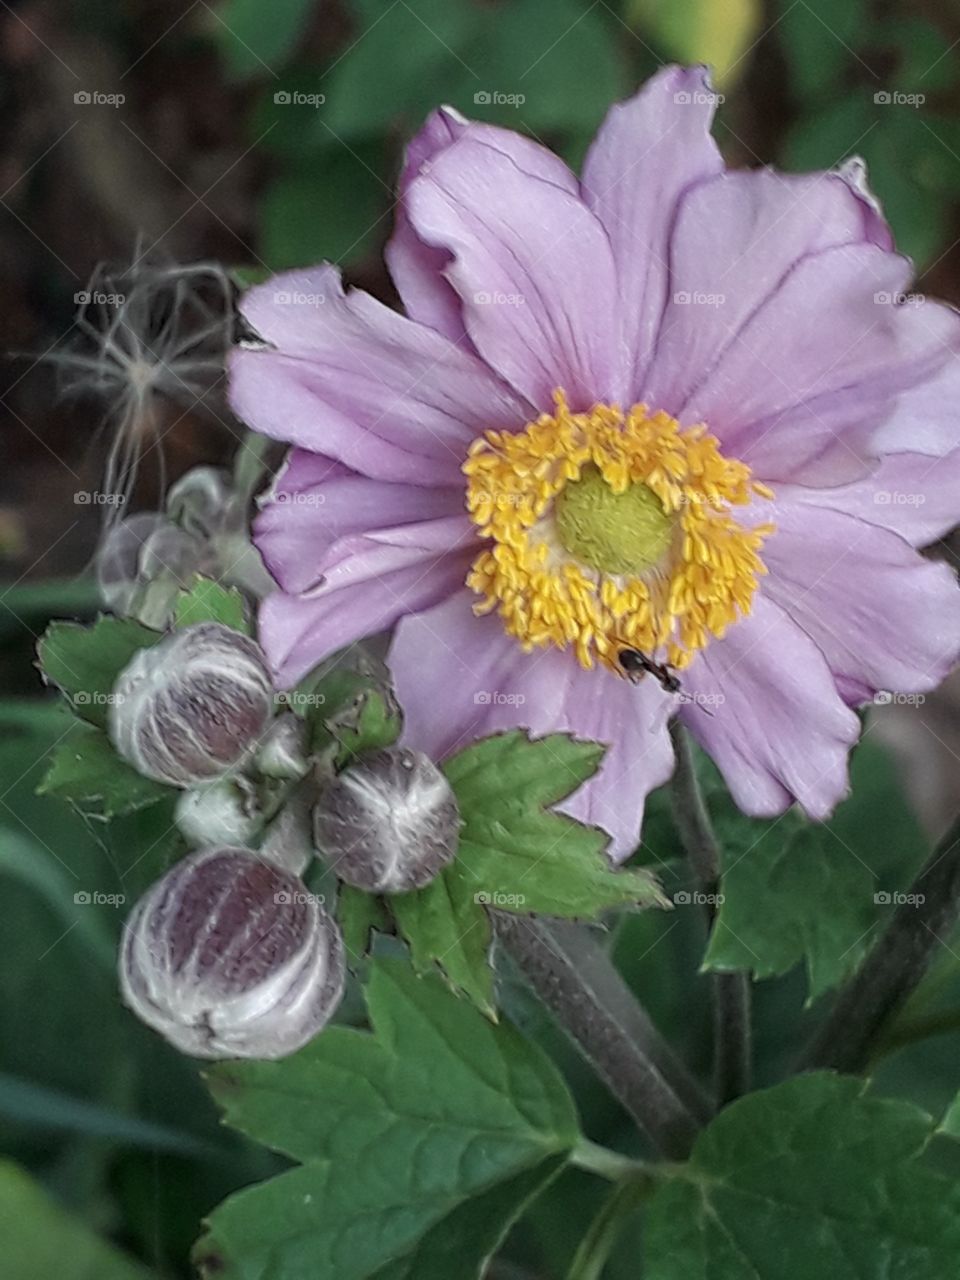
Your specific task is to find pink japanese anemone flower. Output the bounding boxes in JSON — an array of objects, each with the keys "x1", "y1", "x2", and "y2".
[{"x1": 231, "y1": 65, "x2": 960, "y2": 860}]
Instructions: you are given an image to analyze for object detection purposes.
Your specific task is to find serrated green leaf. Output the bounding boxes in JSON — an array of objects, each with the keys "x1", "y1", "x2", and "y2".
[
  {"x1": 0, "y1": 1160, "x2": 151, "y2": 1280},
  {"x1": 703, "y1": 741, "x2": 929, "y2": 1000},
  {"x1": 39, "y1": 724, "x2": 172, "y2": 820},
  {"x1": 198, "y1": 958, "x2": 579, "y2": 1280},
  {"x1": 336, "y1": 883, "x2": 389, "y2": 963},
  {"x1": 703, "y1": 819, "x2": 875, "y2": 1000},
  {"x1": 295, "y1": 666, "x2": 402, "y2": 764},
  {"x1": 444, "y1": 730, "x2": 605, "y2": 810},
  {"x1": 391, "y1": 864, "x2": 495, "y2": 1017},
  {"x1": 370, "y1": 1157, "x2": 566, "y2": 1280},
  {"x1": 37, "y1": 616, "x2": 161, "y2": 729},
  {"x1": 445, "y1": 732, "x2": 667, "y2": 918},
  {"x1": 644, "y1": 1074, "x2": 960, "y2": 1278},
  {"x1": 174, "y1": 577, "x2": 250, "y2": 633}
]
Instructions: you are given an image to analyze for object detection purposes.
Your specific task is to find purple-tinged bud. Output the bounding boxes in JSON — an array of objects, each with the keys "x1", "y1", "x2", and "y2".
[
  {"x1": 108, "y1": 623, "x2": 274, "y2": 787},
  {"x1": 119, "y1": 847, "x2": 344, "y2": 1059},
  {"x1": 313, "y1": 748, "x2": 460, "y2": 893}
]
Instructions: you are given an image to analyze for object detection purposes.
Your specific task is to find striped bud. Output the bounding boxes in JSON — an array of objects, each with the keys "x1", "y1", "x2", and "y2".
[
  {"x1": 119, "y1": 847, "x2": 344, "y2": 1059},
  {"x1": 313, "y1": 748, "x2": 460, "y2": 893},
  {"x1": 108, "y1": 623, "x2": 273, "y2": 787}
]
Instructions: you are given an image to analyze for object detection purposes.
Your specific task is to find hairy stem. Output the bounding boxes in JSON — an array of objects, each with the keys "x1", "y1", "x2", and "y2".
[
  {"x1": 669, "y1": 721, "x2": 752, "y2": 1105},
  {"x1": 495, "y1": 914, "x2": 703, "y2": 1159},
  {"x1": 802, "y1": 816, "x2": 960, "y2": 1073}
]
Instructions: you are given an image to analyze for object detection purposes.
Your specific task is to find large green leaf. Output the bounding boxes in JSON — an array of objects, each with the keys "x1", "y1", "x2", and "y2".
[
  {"x1": 0, "y1": 1160, "x2": 150, "y2": 1279},
  {"x1": 370, "y1": 1159, "x2": 566, "y2": 1280},
  {"x1": 198, "y1": 959, "x2": 579, "y2": 1279},
  {"x1": 702, "y1": 740, "x2": 929, "y2": 1001},
  {"x1": 39, "y1": 723, "x2": 172, "y2": 820},
  {"x1": 703, "y1": 819, "x2": 876, "y2": 1001},
  {"x1": 37, "y1": 616, "x2": 160, "y2": 729},
  {"x1": 644, "y1": 1074, "x2": 960, "y2": 1278}
]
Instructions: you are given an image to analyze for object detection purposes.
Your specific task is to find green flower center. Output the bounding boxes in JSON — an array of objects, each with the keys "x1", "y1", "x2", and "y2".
[{"x1": 553, "y1": 464, "x2": 674, "y2": 576}]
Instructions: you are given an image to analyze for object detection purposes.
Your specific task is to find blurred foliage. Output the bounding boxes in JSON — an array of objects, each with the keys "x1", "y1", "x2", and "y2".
[
  {"x1": 777, "y1": 3, "x2": 960, "y2": 265},
  {"x1": 207, "y1": 0, "x2": 960, "y2": 275},
  {"x1": 626, "y1": 0, "x2": 762, "y2": 87}
]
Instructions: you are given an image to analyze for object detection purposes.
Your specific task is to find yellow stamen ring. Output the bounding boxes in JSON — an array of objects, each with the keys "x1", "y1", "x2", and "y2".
[{"x1": 462, "y1": 391, "x2": 775, "y2": 673}]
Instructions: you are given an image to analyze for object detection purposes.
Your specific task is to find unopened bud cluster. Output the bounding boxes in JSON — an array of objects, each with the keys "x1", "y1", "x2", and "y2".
[{"x1": 108, "y1": 623, "x2": 462, "y2": 1061}]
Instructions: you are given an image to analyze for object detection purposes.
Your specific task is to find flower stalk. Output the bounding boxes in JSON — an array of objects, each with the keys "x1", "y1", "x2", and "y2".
[
  {"x1": 802, "y1": 814, "x2": 960, "y2": 1073},
  {"x1": 495, "y1": 913, "x2": 705, "y2": 1159},
  {"x1": 669, "y1": 720, "x2": 752, "y2": 1105}
]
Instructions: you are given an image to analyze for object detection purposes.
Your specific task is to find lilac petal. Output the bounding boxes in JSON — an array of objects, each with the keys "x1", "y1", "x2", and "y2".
[
  {"x1": 259, "y1": 520, "x2": 473, "y2": 688},
  {"x1": 270, "y1": 447, "x2": 351, "y2": 492},
  {"x1": 678, "y1": 595, "x2": 860, "y2": 820},
  {"x1": 835, "y1": 157, "x2": 894, "y2": 250},
  {"x1": 581, "y1": 64, "x2": 723, "y2": 395},
  {"x1": 871, "y1": 308, "x2": 960, "y2": 457},
  {"x1": 386, "y1": 108, "x2": 469, "y2": 344},
  {"x1": 757, "y1": 500, "x2": 960, "y2": 698},
  {"x1": 645, "y1": 167, "x2": 893, "y2": 415},
  {"x1": 686, "y1": 246, "x2": 958, "y2": 486},
  {"x1": 231, "y1": 266, "x2": 530, "y2": 485},
  {"x1": 774, "y1": 448, "x2": 960, "y2": 548},
  {"x1": 386, "y1": 106, "x2": 579, "y2": 344},
  {"x1": 405, "y1": 136, "x2": 624, "y2": 409},
  {"x1": 390, "y1": 592, "x2": 675, "y2": 860},
  {"x1": 256, "y1": 450, "x2": 467, "y2": 595}
]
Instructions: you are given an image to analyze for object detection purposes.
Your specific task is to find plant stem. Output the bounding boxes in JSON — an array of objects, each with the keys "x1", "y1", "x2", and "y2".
[
  {"x1": 668, "y1": 721, "x2": 752, "y2": 1105},
  {"x1": 569, "y1": 1139, "x2": 656, "y2": 1184},
  {"x1": 802, "y1": 815, "x2": 960, "y2": 1073},
  {"x1": 566, "y1": 1174, "x2": 651, "y2": 1280},
  {"x1": 495, "y1": 913, "x2": 702, "y2": 1159}
]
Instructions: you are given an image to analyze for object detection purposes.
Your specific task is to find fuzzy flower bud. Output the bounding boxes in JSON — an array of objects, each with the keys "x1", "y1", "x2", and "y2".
[
  {"x1": 119, "y1": 847, "x2": 344, "y2": 1059},
  {"x1": 313, "y1": 748, "x2": 460, "y2": 893},
  {"x1": 108, "y1": 623, "x2": 274, "y2": 787},
  {"x1": 175, "y1": 779, "x2": 262, "y2": 848}
]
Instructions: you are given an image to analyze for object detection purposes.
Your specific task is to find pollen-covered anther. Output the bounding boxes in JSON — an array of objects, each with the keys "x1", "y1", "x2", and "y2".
[{"x1": 462, "y1": 391, "x2": 775, "y2": 673}]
